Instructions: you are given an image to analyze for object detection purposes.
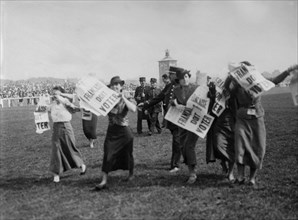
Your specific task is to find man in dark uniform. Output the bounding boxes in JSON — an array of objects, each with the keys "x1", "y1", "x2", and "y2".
[
  {"x1": 146, "y1": 78, "x2": 162, "y2": 135},
  {"x1": 161, "y1": 74, "x2": 171, "y2": 128},
  {"x1": 134, "y1": 77, "x2": 151, "y2": 134},
  {"x1": 138, "y1": 67, "x2": 184, "y2": 173}
]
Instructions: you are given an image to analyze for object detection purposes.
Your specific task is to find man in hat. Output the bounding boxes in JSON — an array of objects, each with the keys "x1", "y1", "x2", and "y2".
[
  {"x1": 145, "y1": 78, "x2": 162, "y2": 135},
  {"x1": 138, "y1": 66, "x2": 182, "y2": 173},
  {"x1": 161, "y1": 74, "x2": 171, "y2": 127},
  {"x1": 134, "y1": 77, "x2": 151, "y2": 134}
]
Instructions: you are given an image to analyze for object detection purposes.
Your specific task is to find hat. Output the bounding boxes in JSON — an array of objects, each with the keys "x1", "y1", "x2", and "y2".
[
  {"x1": 162, "y1": 74, "x2": 168, "y2": 79},
  {"x1": 150, "y1": 78, "x2": 157, "y2": 83},
  {"x1": 169, "y1": 66, "x2": 191, "y2": 79},
  {"x1": 139, "y1": 77, "x2": 146, "y2": 82},
  {"x1": 108, "y1": 76, "x2": 125, "y2": 87}
]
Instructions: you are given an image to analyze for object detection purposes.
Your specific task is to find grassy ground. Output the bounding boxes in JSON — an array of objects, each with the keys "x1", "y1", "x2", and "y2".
[{"x1": 0, "y1": 89, "x2": 297, "y2": 220}]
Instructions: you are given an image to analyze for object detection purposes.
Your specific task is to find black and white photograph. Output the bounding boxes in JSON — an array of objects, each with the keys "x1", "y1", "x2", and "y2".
[{"x1": 0, "y1": 1, "x2": 297, "y2": 219}]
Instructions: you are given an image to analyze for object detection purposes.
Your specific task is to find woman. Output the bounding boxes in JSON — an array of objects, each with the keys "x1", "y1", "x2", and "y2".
[
  {"x1": 95, "y1": 76, "x2": 137, "y2": 190},
  {"x1": 81, "y1": 109, "x2": 98, "y2": 148},
  {"x1": 226, "y1": 62, "x2": 297, "y2": 186},
  {"x1": 170, "y1": 67, "x2": 199, "y2": 184},
  {"x1": 48, "y1": 86, "x2": 86, "y2": 183},
  {"x1": 206, "y1": 82, "x2": 236, "y2": 182}
]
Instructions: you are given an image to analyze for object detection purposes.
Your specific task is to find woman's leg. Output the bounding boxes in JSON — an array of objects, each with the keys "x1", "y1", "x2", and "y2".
[
  {"x1": 249, "y1": 168, "x2": 257, "y2": 185},
  {"x1": 237, "y1": 163, "x2": 245, "y2": 183},
  {"x1": 227, "y1": 161, "x2": 235, "y2": 181}
]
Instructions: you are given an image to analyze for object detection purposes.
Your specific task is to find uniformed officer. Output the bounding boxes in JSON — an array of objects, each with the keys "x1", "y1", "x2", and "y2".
[{"x1": 134, "y1": 77, "x2": 151, "y2": 134}]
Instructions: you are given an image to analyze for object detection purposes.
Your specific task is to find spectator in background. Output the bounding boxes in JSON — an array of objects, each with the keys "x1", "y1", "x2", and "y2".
[
  {"x1": 134, "y1": 77, "x2": 151, "y2": 135},
  {"x1": 146, "y1": 78, "x2": 162, "y2": 135}
]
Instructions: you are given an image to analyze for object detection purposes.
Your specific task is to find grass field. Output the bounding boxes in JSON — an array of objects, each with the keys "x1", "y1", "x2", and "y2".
[{"x1": 1, "y1": 89, "x2": 297, "y2": 220}]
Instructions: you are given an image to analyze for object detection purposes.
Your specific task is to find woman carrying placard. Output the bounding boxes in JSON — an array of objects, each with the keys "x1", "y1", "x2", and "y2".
[{"x1": 95, "y1": 76, "x2": 137, "y2": 190}]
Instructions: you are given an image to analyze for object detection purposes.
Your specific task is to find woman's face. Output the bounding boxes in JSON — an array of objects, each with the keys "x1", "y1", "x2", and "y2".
[
  {"x1": 179, "y1": 74, "x2": 190, "y2": 86},
  {"x1": 111, "y1": 83, "x2": 122, "y2": 93}
]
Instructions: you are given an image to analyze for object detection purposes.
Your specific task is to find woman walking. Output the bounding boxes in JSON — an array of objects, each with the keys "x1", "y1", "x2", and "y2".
[
  {"x1": 206, "y1": 82, "x2": 236, "y2": 182},
  {"x1": 171, "y1": 67, "x2": 199, "y2": 184},
  {"x1": 81, "y1": 109, "x2": 98, "y2": 148},
  {"x1": 226, "y1": 62, "x2": 297, "y2": 186},
  {"x1": 48, "y1": 86, "x2": 86, "y2": 183},
  {"x1": 95, "y1": 76, "x2": 137, "y2": 190}
]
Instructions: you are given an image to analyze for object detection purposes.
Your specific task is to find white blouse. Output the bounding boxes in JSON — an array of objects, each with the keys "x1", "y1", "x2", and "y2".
[{"x1": 50, "y1": 99, "x2": 72, "y2": 122}]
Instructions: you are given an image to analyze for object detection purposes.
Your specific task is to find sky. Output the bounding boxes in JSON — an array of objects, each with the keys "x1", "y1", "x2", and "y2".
[{"x1": 1, "y1": 0, "x2": 297, "y2": 82}]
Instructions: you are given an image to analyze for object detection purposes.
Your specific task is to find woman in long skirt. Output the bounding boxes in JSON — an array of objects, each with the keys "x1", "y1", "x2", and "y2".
[
  {"x1": 82, "y1": 109, "x2": 98, "y2": 148},
  {"x1": 49, "y1": 86, "x2": 86, "y2": 183},
  {"x1": 171, "y1": 67, "x2": 199, "y2": 184},
  {"x1": 206, "y1": 82, "x2": 236, "y2": 182},
  {"x1": 226, "y1": 62, "x2": 297, "y2": 186},
  {"x1": 95, "y1": 76, "x2": 137, "y2": 190}
]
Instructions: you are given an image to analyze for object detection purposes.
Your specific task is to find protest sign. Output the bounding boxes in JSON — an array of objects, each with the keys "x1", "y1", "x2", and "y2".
[
  {"x1": 34, "y1": 96, "x2": 50, "y2": 134},
  {"x1": 211, "y1": 73, "x2": 230, "y2": 117},
  {"x1": 165, "y1": 105, "x2": 214, "y2": 139},
  {"x1": 75, "y1": 76, "x2": 120, "y2": 116},
  {"x1": 34, "y1": 111, "x2": 50, "y2": 134},
  {"x1": 229, "y1": 63, "x2": 275, "y2": 97},
  {"x1": 82, "y1": 109, "x2": 93, "y2": 120},
  {"x1": 186, "y1": 84, "x2": 210, "y2": 113}
]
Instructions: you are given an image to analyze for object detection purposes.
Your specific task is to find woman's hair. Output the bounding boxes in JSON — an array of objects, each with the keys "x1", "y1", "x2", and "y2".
[{"x1": 52, "y1": 86, "x2": 65, "y2": 93}]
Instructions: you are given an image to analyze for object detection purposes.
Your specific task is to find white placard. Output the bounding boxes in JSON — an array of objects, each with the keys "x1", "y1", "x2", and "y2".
[
  {"x1": 165, "y1": 105, "x2": 214, "y2": 138},
  {"x1": 229, "y1": 63, "x2": 275, "y2": 97},
  {"x1": 34, "y1": 111, "x2": 50, "y2": 134},
  {"x1": 75, "y1": 76, "x2": 120, "y2": 116}
]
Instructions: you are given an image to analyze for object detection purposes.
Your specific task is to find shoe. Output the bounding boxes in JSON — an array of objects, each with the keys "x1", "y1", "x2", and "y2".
[
  {"x1": 148, "y1": 131, "x2": 152, "y2": 136},
  {"x1": 80, "y1": 164, "x2": 87, "y2": 175},
  {"x1": 228, "y1": 178, "x2": 236, "y2": 184},
  {"x1": 124, "y1": 175, "x2": 135, "y2": 182},
  {"x1": 94, "y1": 184, "x2": 107, "y2": 191},
  {"x1": 90, "y1": 143, "x2": 94, "y2": 148},
  {"x1": 138, "y1": 132, "x2": 143, "y2": 135},
  {"x1": 53, "y1": 175, "x2": 60, "y2": 183},
  {"x1": 169, "y1": 167, "x2": 180, "y2": 173},
  {"x1": 186, "y1": 174, "x2": 197, "y2": 184},
  {"x1": 234, "y1": 178, "x2": 245, "y2": 185}
]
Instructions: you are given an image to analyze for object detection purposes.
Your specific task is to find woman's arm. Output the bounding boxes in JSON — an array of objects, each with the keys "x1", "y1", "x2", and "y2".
[
  {"x1": 271, "y1": 65, "x2": 298, "y2": 85},
  {"x1": 122, "y1": 94, "x2": 137, "y2": 112}
]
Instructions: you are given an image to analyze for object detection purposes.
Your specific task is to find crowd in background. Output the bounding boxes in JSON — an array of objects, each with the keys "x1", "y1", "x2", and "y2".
[
  {"x1": 0, "y1": 80, "x2": 76, "y2": 99},
  {"x1": 0, "y1": 80, "x2": 141, "y2": 100}
]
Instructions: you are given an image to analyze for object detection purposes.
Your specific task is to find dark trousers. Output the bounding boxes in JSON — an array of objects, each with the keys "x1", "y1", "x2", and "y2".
[
  {"x1": 137, "y1": 110, "x2": 151, "y2": 134},
  {"x1": 179, "y1": 128, "x2": 199, "y2": 166},
  {"x1": 149, "y1": 112, "x2": 162, "y2": 133},
  {"x1": 170, "y1": 126, "x2": 182, "y2": 169}
]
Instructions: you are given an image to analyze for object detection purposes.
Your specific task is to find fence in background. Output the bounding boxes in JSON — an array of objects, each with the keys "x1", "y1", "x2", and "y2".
[{"x1": 0, "y1": 91, "x2": 136, "y2": 108}]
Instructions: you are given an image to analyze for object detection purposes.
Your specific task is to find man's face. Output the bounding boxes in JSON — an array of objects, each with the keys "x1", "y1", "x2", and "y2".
[
  {"x1": 169, "y1": 73, "x2": 176, "y2": 82},
  {"x1": 140, "y1": 81, "x2": 145, "y2": 86},
  {"x1": 150, "y1": 82, "x2": 157, "y2": 88}
]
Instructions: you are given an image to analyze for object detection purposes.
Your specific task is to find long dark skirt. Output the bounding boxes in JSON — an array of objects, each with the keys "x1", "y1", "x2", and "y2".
[
  {"x1": 82, "y1": 113, "x2": 98, "y2": 139},
  {"x1": 235, "y1": 116, "x2": 266, "y2": 169},
  {"x1": 50, "y1": 122, "x2": 84, "y2": 175},
  {"x1": 206, "y1": 109, "x2": 235, "y2": 163},
  {"x1": 102, "y1": 124, "x2": 134, "y2": 173}
]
